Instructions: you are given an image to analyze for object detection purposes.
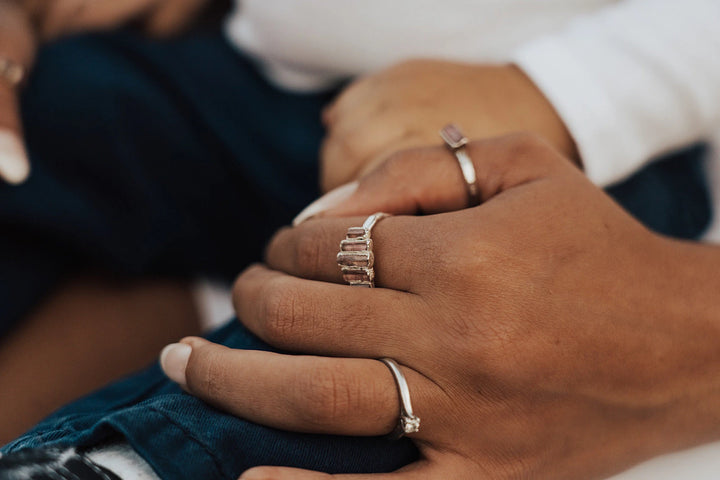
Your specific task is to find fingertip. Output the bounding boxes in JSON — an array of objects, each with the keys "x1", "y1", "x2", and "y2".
[{"x1": 159, "y1": 343, "x2": 192, "y2": 386}]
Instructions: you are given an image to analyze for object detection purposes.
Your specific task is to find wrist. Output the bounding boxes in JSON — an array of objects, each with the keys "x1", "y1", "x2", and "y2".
[{"x1": 504, "y1": 64, "x2": 579, "y2": 164}]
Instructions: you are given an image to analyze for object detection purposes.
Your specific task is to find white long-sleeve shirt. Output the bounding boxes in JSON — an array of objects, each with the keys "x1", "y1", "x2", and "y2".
[{"x1": 225, "y1": 0, "x2": 720, "y2": 239}]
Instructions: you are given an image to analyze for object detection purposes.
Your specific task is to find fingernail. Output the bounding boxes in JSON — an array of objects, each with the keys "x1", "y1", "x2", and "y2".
[
  {"x1": 160, "y1": 343, "x2": 192, "y2": 386},
  {"x1": 293, "y1": 181, "x2": 358, "y2": 226},
  {"x1": 0, "y1": 131, "x2": 30, "y2": 185}
]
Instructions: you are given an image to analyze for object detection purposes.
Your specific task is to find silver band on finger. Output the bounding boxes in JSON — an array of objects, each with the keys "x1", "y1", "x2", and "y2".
[
  {"x1": 440, "y1": 123, "x2": 479, "y2": 206},
  {"x1": 337, "y1": 212, "x2": 390, "y2": 288},
  {"x1": 0, "y1": 57, "x2": 25, "y2": 88},
  {"x1": 380, "y1": 358, "x2": 421, "y2": 438}
]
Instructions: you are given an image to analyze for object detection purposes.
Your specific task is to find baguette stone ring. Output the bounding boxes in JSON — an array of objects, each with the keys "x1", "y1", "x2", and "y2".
[
  {"x1": 337, "y1": 212, "x2": 390, "y2": 288},
  {"x1": 440, "y1": 123, "x2": 480, "y2": 206}
]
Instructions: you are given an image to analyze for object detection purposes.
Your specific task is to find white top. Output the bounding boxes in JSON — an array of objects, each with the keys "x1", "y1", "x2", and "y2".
[{"x1": 225, "y1": 0, "x2": 720, "y2": 239}]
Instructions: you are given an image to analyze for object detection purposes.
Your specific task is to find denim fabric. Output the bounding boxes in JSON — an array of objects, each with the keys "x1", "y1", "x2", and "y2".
[
  {"x1": 2, "y1": 322, "x2": 420, "y2": 479},
  {"x1": 0, "y1": 30, "x2": 334, "y2": 337},
  {"x1": 606, "y1": 144, "x2": 711, "y2": 239},
  {"x1": 0, "y1": 28, "x2": 714, "y2": 480}
]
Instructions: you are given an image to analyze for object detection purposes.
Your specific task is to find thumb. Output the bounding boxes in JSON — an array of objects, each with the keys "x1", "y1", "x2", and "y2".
[{"x1": 293, "y1": 132, "x2": 570, "y2": 225}]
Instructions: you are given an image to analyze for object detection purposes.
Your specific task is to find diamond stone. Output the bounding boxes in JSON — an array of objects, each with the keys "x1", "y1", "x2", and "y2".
[{"x1": 401, "y1": 415, "x2": 421, "y2": 434}]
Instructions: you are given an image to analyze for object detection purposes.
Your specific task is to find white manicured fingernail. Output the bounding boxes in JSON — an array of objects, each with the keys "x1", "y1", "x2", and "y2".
[
  {"x1": 160, "y1": 343, "x2": 192, "y2": 386},
  {"x1": 293, "y1": 181, "x2": 359, "y2": 226},
  {"x1": 0, "y1": 131, "x2": 30, "y2": 185}
]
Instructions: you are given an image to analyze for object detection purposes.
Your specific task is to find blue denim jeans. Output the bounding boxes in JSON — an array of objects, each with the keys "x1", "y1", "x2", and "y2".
[
  {"x1": 3, "y1": 321, "x2": 419, "y2": 478},
  {"x1": 0, "y1": 28, "x2": 713, "y2": 480}
]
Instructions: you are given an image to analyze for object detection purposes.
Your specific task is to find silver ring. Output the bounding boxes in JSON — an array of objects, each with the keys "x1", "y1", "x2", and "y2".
[
  {"x1": 0, "y1": 57, "x2": 25, "y2": 88},
  {"x1": 379, "y1": 358, "x2": 421, "y2": 438},
  {"x1": 337, "y1": 212, "x2": 390, "y2": 288},
  {"x1": 440, "y1": 123, "x2": 479, "y2": 206}
]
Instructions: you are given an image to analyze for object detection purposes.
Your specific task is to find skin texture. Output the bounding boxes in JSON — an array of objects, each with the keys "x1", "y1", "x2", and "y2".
[
  {"x1": 163, "y1": 135, "x2": 720, "y2": 480},
  {"x1": 320, "y1": 60, "x2": 578, "y2": 192}
]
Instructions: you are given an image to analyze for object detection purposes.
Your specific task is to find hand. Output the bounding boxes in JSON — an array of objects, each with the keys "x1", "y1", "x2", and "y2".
[
  {"x1": 161, "y1": 134, "x2": 720, "y2": 479},
  {"x1": 0, "y1": 0, "x2": 210, "y2": 184},
  {"x1": 24, "y1": 0, "x2": 211, "y2": 39},
  {"x1": 320, "y1": 59, "x2": 578, "y2": 192}
]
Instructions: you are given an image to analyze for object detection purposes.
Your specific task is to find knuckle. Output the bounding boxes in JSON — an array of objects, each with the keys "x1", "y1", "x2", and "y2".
[
  {"x1": 503, "y1": 132, "x2": 554, "y2": 163},
  {"x1": 507, "y1": 131, "x2": 547, "y2": 150},
  {"x1": 261, "y1": 286, "x2": 306, "y2": 345},
  {"x1": 292, "y1": 227, "x2": 326, "y2": 277},
  {"x1": 375, "y1": 150, "x2": 414, "y2": 181},
  {"x1": 294, "y1": 363, "x2": 356, "y2": 425},
  {"x1": 337, "y1": 133, "x2": 368, "y2": 162}
]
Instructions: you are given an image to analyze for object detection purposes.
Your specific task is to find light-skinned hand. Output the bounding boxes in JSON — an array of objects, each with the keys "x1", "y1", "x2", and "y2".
[
  {"x1": 319, "y1": 60, "x2": 578, "y2": 192},
  {"x1": 0, "y1": 0, "x2": 210, "y2": 184}
]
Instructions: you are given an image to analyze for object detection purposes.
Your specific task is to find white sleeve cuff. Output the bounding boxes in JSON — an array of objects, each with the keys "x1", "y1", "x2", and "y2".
[{"x1": 513, "y1": 36, "x2": 651, "y2": 187}]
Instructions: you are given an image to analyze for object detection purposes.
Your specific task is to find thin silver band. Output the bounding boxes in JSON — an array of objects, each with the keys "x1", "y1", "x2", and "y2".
[
  {"x1": 379, "y1": 358, "x2": 421, "y2": 438},
  {"x1": 440, "y1": 123, "x2": 479, "y2": 206},
  {"x1": 337, "y1": 212, "x2": 390, "y2": 288},
  {"x1": 454, "y1": 148, "x2": 479, "y2": 201},
  {"x1": 0, "y1": 57, "x2": 25, "y2": 88}
]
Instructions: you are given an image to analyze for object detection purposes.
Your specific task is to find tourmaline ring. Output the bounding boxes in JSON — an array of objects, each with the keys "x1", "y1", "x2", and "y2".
[
  {"x1": 379, "y1": 358, "x2": 421, "y2": 438},
  {"x1": 0, "y1": 57, "x2": 25, "y2": 88},
  {"x1": 337, "y1": 212, "x2": 390, "y2": 288},
  {"x1": 439, "y1": 123, "x2": 480, "y2": 206}
]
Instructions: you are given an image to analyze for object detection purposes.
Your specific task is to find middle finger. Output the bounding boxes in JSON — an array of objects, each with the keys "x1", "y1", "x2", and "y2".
[
  {"x1": 266, "y1": 215, "x2": 429, "y2": 293},
  {"x1": 233, "y1": 264, "x2": 424, "y2": 358}
]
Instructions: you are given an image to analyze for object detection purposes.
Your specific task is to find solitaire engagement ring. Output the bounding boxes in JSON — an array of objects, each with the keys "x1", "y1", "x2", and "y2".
[{"x1": 380, "y1": 358, "x2": 421, "y2": 438}]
